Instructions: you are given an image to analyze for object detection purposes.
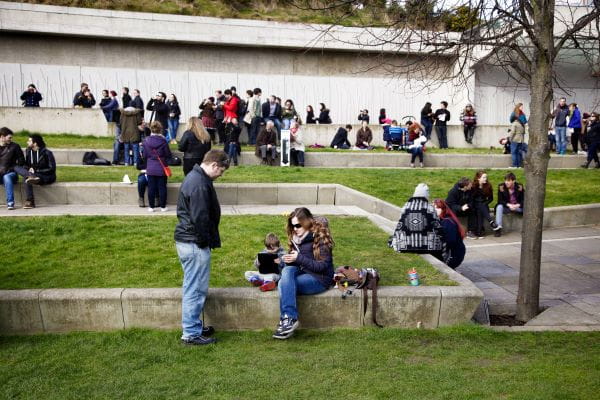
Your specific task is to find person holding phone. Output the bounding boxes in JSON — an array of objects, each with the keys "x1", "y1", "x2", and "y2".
[
  {"x1": 20, "y1": 84, "x2": 43, "y2": 107},
  {"x1": 274, "y1": 208, "x2": 334, "y2": 340}
]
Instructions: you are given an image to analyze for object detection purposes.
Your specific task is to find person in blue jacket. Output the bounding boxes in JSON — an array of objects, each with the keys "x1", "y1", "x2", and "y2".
[
  {"x1": 432, "y1": 198, "x2": 466, "y2": 270},
  {"x1": 568, "y1": 103, "x2": 582, "y2": 154}
]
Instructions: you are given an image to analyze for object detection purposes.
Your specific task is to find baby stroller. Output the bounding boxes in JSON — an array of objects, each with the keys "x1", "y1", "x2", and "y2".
[{"x1": 388, "y1": 115, "x2": 415, "y2": 151}]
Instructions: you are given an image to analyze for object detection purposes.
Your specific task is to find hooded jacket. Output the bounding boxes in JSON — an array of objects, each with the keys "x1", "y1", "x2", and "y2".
[
  {"x1": 119, "y1": 108, "x2": 143, "y2": 143},
  {"x1": 25, "y1": 147, "x2": 56, "y2": 181}
]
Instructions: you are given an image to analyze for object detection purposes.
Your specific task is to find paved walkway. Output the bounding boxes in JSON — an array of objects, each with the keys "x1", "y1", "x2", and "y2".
[{"x1": 459, "y1": 225, "x2": 600, "y2": 330}]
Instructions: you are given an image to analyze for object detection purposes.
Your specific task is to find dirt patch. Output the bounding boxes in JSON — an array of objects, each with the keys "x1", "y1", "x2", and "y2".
[{"x1": 489, "y1": 314, "x2": 526, "y2": 326}]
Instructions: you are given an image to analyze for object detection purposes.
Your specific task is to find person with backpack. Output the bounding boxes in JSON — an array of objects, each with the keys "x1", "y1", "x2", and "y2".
[
  {"x1": 275, "y1": 207, "x2": 334, "y2": 339},
  {"x1": 388, "y1": 183, "x2": 443, "y2": 254},
  {"x1": 143, "y1": 121, "x2": 172, "y2": 212},
  {"x1": 432, "y1": 199, "x2": 466, "y2": 269},
  {"x1": 13, "y1": 133, "x2": 56, "y2": 210},
  {"x1": 166, "y1": 93, "x2": 181, "y2": 144}
]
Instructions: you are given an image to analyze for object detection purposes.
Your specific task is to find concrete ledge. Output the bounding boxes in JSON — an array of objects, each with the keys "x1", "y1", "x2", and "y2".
[
  {"x1": 0, "y1": 289, "x2": 44, "y2": 334},
  {"x1": 38, "y1": 288, "x2": 125, "y2": 333},
  {"x1": 122, "y1": 288, "x2": 181, "y2": 330}
]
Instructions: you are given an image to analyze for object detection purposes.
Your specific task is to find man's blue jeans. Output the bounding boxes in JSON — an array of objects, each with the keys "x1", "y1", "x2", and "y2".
[
  {"x1": 167, "y1": 119, "x2": 179, "y2": 142},
  {"x1": 555, "y1": 126, "x2": 567, "y2": 154},
  {"x1": 176, "y1": 241, "x2": 211, "y2": 339},
  {"x1": 124, "y1": 142, "x2": 140, "y2": 166},
  {"x1": 1, "y1": 172, "x2": 17, "y2": 206},
  {"x1": 495, "y1": 204, "x2": 523, "y2": 228},
  {"x1": 278, "y1": 266, "x2": 327, "y2": 319},
  {"x1": 435, "y1": 125, "x2": 448, "y2": 148},
  {"x1": 510, "y1": 142, "x2": 523, "y2": 167}
]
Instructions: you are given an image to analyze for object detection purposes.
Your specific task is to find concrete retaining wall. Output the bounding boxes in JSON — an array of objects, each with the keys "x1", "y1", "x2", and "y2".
[
  {"x1": 1, "y1": 107, "x2": 110, "y2": 136},
  {"x1": 51, "y1": 148, "x2": 587, "y2": 168},
  {"x1": 0, "y1": 259, "x2": 482, "y2": 334}
]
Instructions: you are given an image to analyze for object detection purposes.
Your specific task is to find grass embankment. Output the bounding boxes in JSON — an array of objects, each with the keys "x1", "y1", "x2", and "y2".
[
  {"x1": 54, "y1": 166, "x2": 600, "y2": 208},
  {"x1": 13, "y1": 131, "x2": 504, "y2": 154},
  {"x1": 1, "y1": 326, "x2": 599, "y2": 399},
  {"x1": 0, "y1": 215, "x2": 445, "y2": 290}
]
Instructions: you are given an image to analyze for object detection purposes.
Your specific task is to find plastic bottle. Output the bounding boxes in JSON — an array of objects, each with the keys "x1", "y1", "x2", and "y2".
[{"x1": 408, "y1": 268, "x2": 420, "y2": 286}]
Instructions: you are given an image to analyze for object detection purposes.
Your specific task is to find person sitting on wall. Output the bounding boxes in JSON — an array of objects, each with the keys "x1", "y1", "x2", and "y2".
[
  {"x1": 358, "y1": 109, "x2": 370, "y2": 124},
  {"x1": 262, "y1": 95, "x2": 283, "y2": 136},
  {"x1": 20, "y1": 84, "x2": 43, "y2": 107},
  {"x1": 0, "y1": 127, "x2": 25, "y2": 210},
  {"x1": 494, "y1": 172, "x2": 524, "y2": 237},
  {"x1": 330, "y1": 124, "x2": 352, "y2": 149},
  {"x1": 445, "y1": 177, "x2": 477, "y2": 239},
  {"x1": 13, "y1": 133, "x2": 56, "y2": 210},
  {"x1": 432, "y1": 199, "x2": 466, "y2": 270},
  {"x1": 354, "y1": 120, "x2": 373, "y2": 150},
  {"x1": 256, "y1": 120, "x2": 278, "y2": 165},
  {"x1": 73, "y1": 82, "x2": 89, "y2": 106}
]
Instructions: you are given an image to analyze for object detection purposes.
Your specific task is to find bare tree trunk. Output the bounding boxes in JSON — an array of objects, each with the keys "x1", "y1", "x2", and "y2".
[{"x1": 516, "y1": 1, "x2": 555, "y2": 322}]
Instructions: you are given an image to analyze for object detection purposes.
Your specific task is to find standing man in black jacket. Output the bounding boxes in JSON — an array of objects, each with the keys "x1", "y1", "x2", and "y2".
[
  {"x1": 146, "y1": 92, "x2": 169, "y2": 135},
  {"x1": 121, "y1": 87, "x2": 132, "y2": 108},
  {"x1": 434, "y1": 101, "x2": 451, "y2": 149},
  {"x1": 174, "y1": 149, "x2": 230, "y2": 346},
  {"x1": 445, "y1": 177, "x2": 477, "y2": 239}
]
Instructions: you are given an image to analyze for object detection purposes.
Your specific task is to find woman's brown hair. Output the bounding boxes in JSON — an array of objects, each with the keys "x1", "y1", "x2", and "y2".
[
  {"x1": 473, "y1": 170, "x2": 492, "y2": 198},
  {"x1": 286, "y1": 207, "x2": 333, "y2": 261},
  {"x1": 513, "y1": 102, "x2": 523, "y2": 116}
]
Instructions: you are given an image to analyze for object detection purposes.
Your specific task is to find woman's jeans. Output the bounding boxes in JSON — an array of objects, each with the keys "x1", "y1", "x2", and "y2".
[
  {"x1": 1, "y1": 172, "x2": 17, "y2": 206},
  {"x1": 124, "y1": 142, "x2": 139, "y2": 166},
  {"x1": 555, "y1": 126, "x2": 567, "y2": 154},
  {"x1": 147, "y1": 175, "x2": 167, "y2": 208},
  {"x1": 410, "y1": 147, "x2": 423, "y2": 163},
  {"x1": 435, "y1": 125, "x2": 448, "y2": 148},
  {"x1": 511, "y1": 142, "x2": 523, "y2": 167},
  {"x1": 227, "y1": 143, "x2": 238, "y2": 165},
  {"x1": 282, "y1": 118, "x2": 293, "y2": 130},
  {"x1": 421, "y1": 119, "x2": 433, "y2": 140},
  {"x1": 137, "y1": 174, "x2": 148, "y2": 199},
  {"x1": 278, "y1": 266, "x2": 327, "y2": 319},
  {"x1": 291, "y1": 149, "x2": 305, "y2": 166},
  {"x1": 167, "y1": 119, "x2": 179, "y2": 142},
  {"x1": 473, "y1": 201, "x2": 492, "y2": 234},
  {"x1": 463, "y1": 125, "x2": 476, "y2": 143},
  {"x1": 176, "y1": 241, "x2": 211, "y2": 339}
]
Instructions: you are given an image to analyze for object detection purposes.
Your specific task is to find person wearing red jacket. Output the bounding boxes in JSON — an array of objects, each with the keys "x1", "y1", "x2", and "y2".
[{"x1": 222, "y1": 89, "x2": 239, "y2": 124}]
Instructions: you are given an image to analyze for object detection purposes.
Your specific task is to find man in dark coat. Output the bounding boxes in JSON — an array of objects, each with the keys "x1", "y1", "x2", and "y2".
[
  {"x1": 174, "y1": 149, "x2": 230, "y2": 346},
  {"x1": 446, "y1": 177, "x2": 477, "y2": 238},
  {"x1": 330, "y1": 125, "x2": 352, "y2": 149},
  {"x1": 0, "y1": 127, "x2": 25, "y2": 210},
  {"x1": 146, "y1": 92, "x2": 169, "y2": 133},
  {"x1": 494, "y1": 172, "x2": 524, "y2": 237},
  {"x1": 13, "y1": 133, "x2": 56, "y2": 209}
]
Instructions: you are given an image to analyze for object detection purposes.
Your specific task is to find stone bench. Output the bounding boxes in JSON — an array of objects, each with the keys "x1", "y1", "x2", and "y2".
[
  {"x1": 0, "y1": 256, "x2": 483, "y2": 334},
  {"x1": 51, "y1": 149, "x2": 587, "y2": 168}
]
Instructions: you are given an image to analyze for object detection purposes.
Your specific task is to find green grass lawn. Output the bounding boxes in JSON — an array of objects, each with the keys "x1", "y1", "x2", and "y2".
[
  {"x1": 55, "y1": 166, "x2": 600, "y2": 208},
  {"x1": 0, "y1": 215, "x2": 446, "y2": 289},
  {"x1": 1, "y1": 326, "x2": 599, "y2": 399},
  {"x1": 14, "y1": 131, "x2": 505, "y2": 153}
]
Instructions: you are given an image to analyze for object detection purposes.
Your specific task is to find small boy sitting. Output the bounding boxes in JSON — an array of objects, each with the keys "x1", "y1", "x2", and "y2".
[{"x1": 245, "y1": 233, "x2": 285, "y2": 292}]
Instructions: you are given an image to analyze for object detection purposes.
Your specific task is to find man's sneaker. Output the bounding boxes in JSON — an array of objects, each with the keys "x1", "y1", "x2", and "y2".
[
  {"x1": 494, "y1": 229, "x2": 502, "y2": 237},
  {"x1": 466, "y1": 231, "x2": 477, "y2": 240},
  {"x1": 148, "y1": 207, "x2": 154, "y2": 212},
  {"x1": 7, "y1": 203, "x2": 15, "y2": 210},
  {"x1": 260, "y1": 281, "x2": 277, "y2": 292},
  {"x1": 26, "y1": 176, "x2": 41, "y2": 185},
  {"x1": 272, "y1": 315, "x2": 299, "y2": 340},
  {"x1": 160, "y1": 207, "x2": 169, "y2": 212},
  {"x1": 23, "y1": 200, "x2": 35, "y2": 209},
  {"x1": 138, "y1": 197, "x2": 145, "y2": 208},
  {"x1": 181, "y1": 335, "x2": 216, "y2": 346},
  {"x1": 489, "y1": 220, "x2": 501, "y2": 231},
  {"x1": 477, "y1": 232, "x2": 485, "y2": 239},
  {"x1": 202, "y1": 325, "x2": 215, "y2": 337}
]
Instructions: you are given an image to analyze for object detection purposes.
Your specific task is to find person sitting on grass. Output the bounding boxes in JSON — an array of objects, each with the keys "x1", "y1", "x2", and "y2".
[
  {"x1": 255, "y1": 120, "x2": 278, "y2": 165},
  {"x1": 494, "y1": 172, "x2": 524, "y2": 237},
  {"x1": 244, "y1": 233, "x2": 286, "y2": 292},
  {"x1": 0, "y1": 127, "x2": 25, "y2": 210},
  {"x1": 330, "y1": 124, "x2": 352, "y2": 149},
  {"x1": 354, "y1": 120, "x2": 373, "y2": 150},
  {"x1": 432, "y1": 199, "x2": 466, "y2": 270},
  {"x1": 13, "y1": 134, "x2": 56, "y2": 210},
  {"x1": 275, "y1": 207, "x2": 334, "y2": 340}
]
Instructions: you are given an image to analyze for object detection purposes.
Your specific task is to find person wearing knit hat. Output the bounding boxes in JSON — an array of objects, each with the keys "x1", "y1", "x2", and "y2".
[{"x1": 413, "y1": 183, "x2": 429, "y2": 199}]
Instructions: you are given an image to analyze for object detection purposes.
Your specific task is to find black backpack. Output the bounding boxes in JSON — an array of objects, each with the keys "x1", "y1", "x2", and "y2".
[
  {"x1": 167, "y1": 155, "x2": 182, "y2": 166},
  {"x1": 334, "y1": 266, "x2": 382, "y2": 328},
  {"x1": 237, "y1": 98, "x2": 247, "y2": 119},
  {"x1": 82, "y1": 151, "x2": 111, "y2": 166}
]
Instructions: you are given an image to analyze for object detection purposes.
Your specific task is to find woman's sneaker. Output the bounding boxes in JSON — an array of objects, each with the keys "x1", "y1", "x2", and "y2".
[
  {"x1": 272, "y1": 315, "x2": 299, "y2": 340},
  {"x1": 467, "y1": 231, "x2": 477, "y2": 240},
  {"x1": 181, "y1": 335, "x2": 216, "y2": 346},
  {"x1": 489, "y1": 220, "x2": 501, "y2": 230}
]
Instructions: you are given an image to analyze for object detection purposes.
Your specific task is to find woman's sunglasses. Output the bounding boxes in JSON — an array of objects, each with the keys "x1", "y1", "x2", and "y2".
[{"x1": 292, "y1": 223, "x2": 303, "y2": 229}]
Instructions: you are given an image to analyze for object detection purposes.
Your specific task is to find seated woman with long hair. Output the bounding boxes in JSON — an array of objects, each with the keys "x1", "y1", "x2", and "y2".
[
  {"x1": 275, "y1": 207, "x2": 334, "y2": 340},
  {"x1": 432, "y1": 199, "x2": 466, "y2": 269}
]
